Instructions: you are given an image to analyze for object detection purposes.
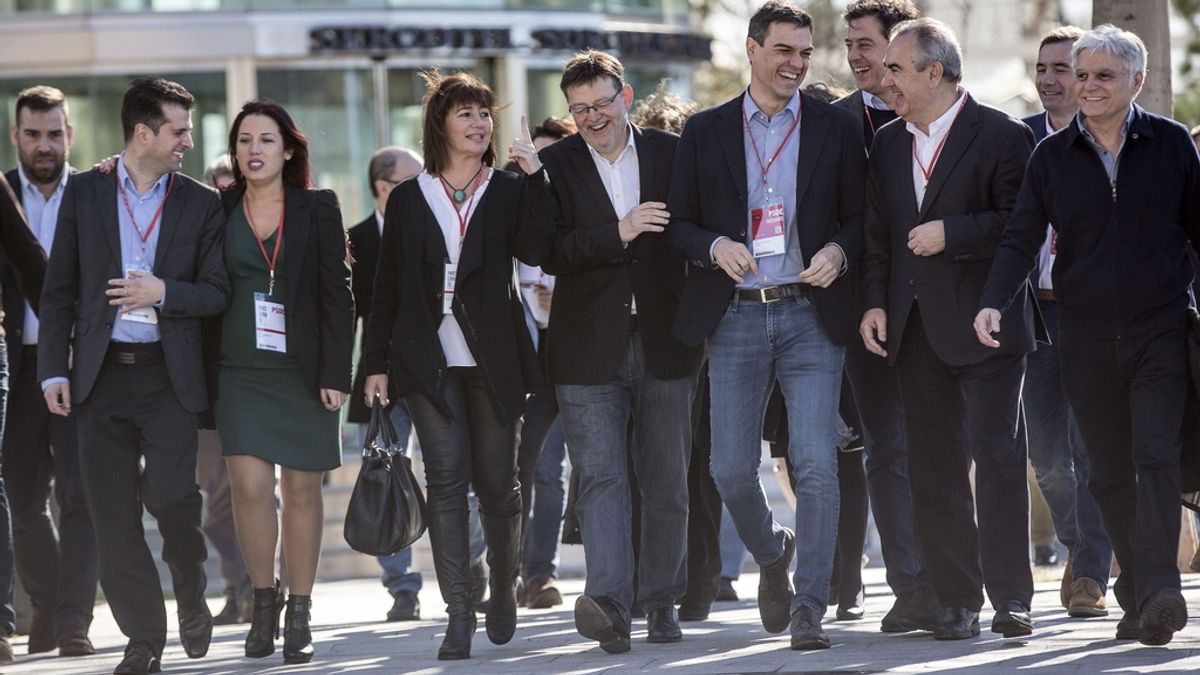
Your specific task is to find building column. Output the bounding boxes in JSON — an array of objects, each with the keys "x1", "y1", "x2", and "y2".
[
  {"x1": 494, "y1": 52, "x2": 529, "y2": 164},
  {"x1": 225, "y1": 56, "x2": 258, "y2": 119}
]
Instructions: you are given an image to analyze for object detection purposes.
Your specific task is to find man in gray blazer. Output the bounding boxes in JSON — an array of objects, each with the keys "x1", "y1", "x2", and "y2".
[{"x1": 38, "y1": 77, "x2": 229, "y2": 675}]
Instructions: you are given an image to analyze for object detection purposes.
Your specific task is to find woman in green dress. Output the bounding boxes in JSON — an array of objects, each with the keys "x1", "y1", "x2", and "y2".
[{"x1": 216, "y1": 100, "x2": 353, "y2": 664}]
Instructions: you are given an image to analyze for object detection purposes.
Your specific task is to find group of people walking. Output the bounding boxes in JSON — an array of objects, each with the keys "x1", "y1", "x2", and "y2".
[{"x1": 0, "y1": 0, "x2": 1196, "y2": 673}]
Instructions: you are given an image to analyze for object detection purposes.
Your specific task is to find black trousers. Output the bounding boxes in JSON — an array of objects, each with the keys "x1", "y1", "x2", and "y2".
[
  {"x1": 681, "y1": 363, "x2": 722, "y2": 609},
  {"x1": 895, "y1": 307, "x2": 1032, "y2": 612},
  {"x1": 2, "y1": 345, "x2": 97, "y2": 635},
  {"x1": 76, "y1": 357, "x2": 207, "y2": 656},
  {"x1": 1059, "y1": 322, "x2": 1187, "y2": 614}
]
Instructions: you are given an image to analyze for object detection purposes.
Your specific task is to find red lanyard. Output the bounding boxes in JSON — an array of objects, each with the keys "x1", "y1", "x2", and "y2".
[
  {"x1": 912, "y1": 95, "x2": 968, "y2": 187},
  {"x1": 444, "y1": 171, "x2": 485, "y2": 254},
  {"x1": 742, "y1": 100, "x2": 802, "y2": 191},
  {"x1": 244, "y1": 197, "x2": 285, "y2": 297},
  {"x1": 864, "y1": 104, "x2": 877, "y2": 139},
  {"x1": 116, "y1": 171, "x2": 174, "y2": 258}
]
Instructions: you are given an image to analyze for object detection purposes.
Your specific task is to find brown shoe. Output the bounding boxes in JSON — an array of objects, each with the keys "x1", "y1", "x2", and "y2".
[
  {"x1": 1059, "y1": 557, "x2": 1072, "y2": 609},
  {"x1": 1067, "y1": 577, "x2": 1108, "y2": 618},
  {"x1": 523, "y1": 577, "x2": 564, "y2": 609},
  {"x1": 28, "y1": 614, "x2": 55, "y2": 654}
]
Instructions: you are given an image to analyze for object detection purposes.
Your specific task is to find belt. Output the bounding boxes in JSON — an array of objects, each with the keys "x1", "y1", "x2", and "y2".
[
  {"x1": 1035, "y1": 288, "x2": 1055, "y2": 302},
  {"x1": 737, "y1": 283, "x2": 810, "y2": 304},
  {"x1": 105, "y1": 342, "x2": 165, "y2": 366}
]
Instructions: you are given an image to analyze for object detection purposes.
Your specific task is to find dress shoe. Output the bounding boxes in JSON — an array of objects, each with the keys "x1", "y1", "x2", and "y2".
[
  {"x1": 1139, "y1": 588, "x2": 1188, "y2": 646},
  {"x1": 836, "y1": 585, "x2": 865, "y2": 621},
  {"x1": 177, "y1": 598, "x2": 213, "y2": 658},
  {"x1": 1059, "y1": 557, "x2": 1073, "y2": 609},
  {"x1": 1115, "y1": 612, "x2": 1140, "y2": 640},
  {"x1": 113, "y1": 642, "x2": 160, "y2": 674},
  {"x1": 213, "y1": 588, "x2": 243, "y2": 625},
  {"x1": 524, "y1": 577, "x2": 564, "y2": 609},
  {"x1": 0, "y1": 635, "x2": 12, "y2": 664},
  {"x1": 646, "y1": 606, "x2": 682, "y2": 643},
  {"x1": 575, "y1": 595, "x2": 631, "y2": 654},
  {"x1": 991, "y1": 601, "x2": 1034, "y2": 638},
  {"x1": 933, "y1": 607, "x2": 980, "y2": 640},
  {"x1": 387, "y1": 591, "x2": 421, "y2": 621},
  {"x1": 757, "y1": 528, "x2": 795, "y2": 634},
  {"x1": 677, "y1": 601, "x2": 711, "y2": 622},
  {"x1": 58, "y1": 627, "x2": 96, "y2": 656},
  {"x1": 882, "y1": 586, "x2": 940, "y2": 633},
  {"x1": 789, "y1": 606, "x2": 830, "y2": 650},
  {"x1": 437, "y1": 608, "x2": 476, "y2": 660},
  {"x1": 282, "y1": 594, "x2": 314, "y2": 664},
  {"x1": 716, "y1": 577, "x2": 739, "y2": 602},
  {"x1": 1034, "y1": 544, "x2": 1059, "y2": 566},
  {"x1": 1067, "y1": 577, "x2": 1108, "y2": 618},
  {"x1": 28, "y1": 614, "x2": 55, "y2": 654},
  {"x1": 880, "y1": 596, "x2": 916, "y2": 633}
]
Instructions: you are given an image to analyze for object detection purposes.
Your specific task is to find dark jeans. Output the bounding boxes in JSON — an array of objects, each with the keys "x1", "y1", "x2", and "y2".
[
  {"x1": 1060, "y1": 322, "x2": 1187, "y2": 614},
  {"x1": 680, "y1": 363, "x2": 723, "y2": 609},
  {"x1": 0, "y1": 340, "x2": 15, "y2": 636},
  {"x1": 896, "y1": 308, "x2": 1032, "y2": 612},
  {"x1": 77, "y1": 357, "x2": 208, "y2": 656},
  {"x1": 1024, "y1": 301, "x2": 1112, "y2": 588},
  {"x1": 522, "y1": 418, "x2": 566, "y2": 581}
]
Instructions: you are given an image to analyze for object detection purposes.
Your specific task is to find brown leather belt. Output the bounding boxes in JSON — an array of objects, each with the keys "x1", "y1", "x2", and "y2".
[
  {"x1": 1035, "y1": 288, "x2": 1055, "y2": 302},
  {"x1": 736, "y1": 283, "x2": 810, "y2": 304},
  {"x1": 105, "y1": 342, "x2": 165, "y2": 366}
]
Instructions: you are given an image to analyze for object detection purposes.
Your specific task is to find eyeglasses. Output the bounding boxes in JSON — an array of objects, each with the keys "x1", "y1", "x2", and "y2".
[{"x1": 568, "y1": 89, "x2": 623, "y2": 118}]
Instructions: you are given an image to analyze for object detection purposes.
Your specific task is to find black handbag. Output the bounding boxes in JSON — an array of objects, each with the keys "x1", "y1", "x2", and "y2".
[{"x1": 343, "y1": 400, "x2": 428, "y2": 555}]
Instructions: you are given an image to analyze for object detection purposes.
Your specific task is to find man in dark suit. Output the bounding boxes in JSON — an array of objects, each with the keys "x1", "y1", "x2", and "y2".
[
  {"x1": 668, "y1": 1, "x2": 866, "y2": 650},
  {"x1": 38, "y1": 77, "x2": 229, "y2": 675},
  {"x1": 831, "y1": 0, "x2": 938, "y2": 633},
  {"x1": 978, "y1": 24, "x2": 1199, "y2": 647},
  {"x1": 1, "y1": 85, "x2": 98, "y2": 658},
  {"x1": 859, "y1": 18, "x2": 1037, "y2": 641},
  {"x1": 1018, "y1": 25, "x2": 1114, "y2": 620},
  {"x1": 0, "y1": 167, "x2": 50, "y2": 666},
  {"x1": 511, "y1": 50, "x2": 703, "y2": 654},
  {"x1": 348, "y1": 145, "x2": 426, "y2": 623}
]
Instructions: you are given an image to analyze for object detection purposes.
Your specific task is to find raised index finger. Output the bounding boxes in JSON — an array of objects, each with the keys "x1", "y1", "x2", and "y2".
[{"x1": 520, "y1": 114, "x2": 533, "y2": 144}]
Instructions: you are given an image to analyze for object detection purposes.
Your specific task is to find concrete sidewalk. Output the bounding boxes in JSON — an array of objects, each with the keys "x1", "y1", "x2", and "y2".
[{"x1": 6, "y1": 569, "x2": 1200, "y2": 674}]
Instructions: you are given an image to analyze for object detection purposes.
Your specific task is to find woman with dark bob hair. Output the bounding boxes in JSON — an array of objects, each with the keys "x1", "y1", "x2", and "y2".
[
  {"x1": 217, "y1": 100, "x2": 353, "y2": 664},
  {"x1": 363, "y1": 71, "x2": 548, "y2": 659}
]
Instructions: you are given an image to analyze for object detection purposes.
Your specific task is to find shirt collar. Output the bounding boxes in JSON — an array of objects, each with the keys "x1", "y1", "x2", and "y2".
[
  {"x1": 374, "y1": 208, "x2": 385, "y2": 232},
  {"x1": 862, "y1": 90, "x2": 891, "y2": 111},
  {"x1": 743, "y1": 89, "x2": 801, "y2": 124},
  {"x1": 16, "y1": 161, "x2": 70, "y2": 201},
  {"x1": 906, "y1": 89, "x2": 967, "y2": 139},
  {"x1": 1075, "y1": 106, "x2": 1135, "y2": 146},
  {"x1": 586, "y1": 123, "x2": 637, "y2": 166},
  {"x1": 117, "y1": 153, "x2": 171, "y2": 198}
]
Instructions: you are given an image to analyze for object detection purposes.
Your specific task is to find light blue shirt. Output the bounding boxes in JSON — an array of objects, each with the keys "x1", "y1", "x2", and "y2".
[
  {"x1": 739, "y1": 90, "x2": 805, "y2": 289},
  {"x1": 16, "y1": 164, "x2": 69, "y2": 345},
  {"x1": 1076, "y1": 106, "x2": 1135, "y2": 185},
  {"x1": 111, "y1": 155, "x2": 169, "y2": 343}
]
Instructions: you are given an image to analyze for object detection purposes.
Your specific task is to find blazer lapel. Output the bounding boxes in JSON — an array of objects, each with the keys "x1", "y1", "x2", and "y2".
[
  {"x1": 892, "y1": 130, "x2": 920, "y2": 218},
  {"x1": 717, "y1": 96, "x2": 749, "y2": 208},
  {"x1": 794, "y1": 94, "x2": 827, "y2": 209},
  {"x1": 567, "y1": 137, "x2": 618, "y2": 222},
  {"x1": 917, "y1": 95, "x2": 979, "y2": 221},
  {"x1": 99, "y1": 172, "x2": 123, "y2": 268},
  {"x1": 455, "y1": 177, "x2": 489, "y2": 282},
  {"x1": 153, "y1": 174, "x2": 184, "y2": 273},
  {"x1": 283, "y1": 184, "x2": 311, "y2": 311}
]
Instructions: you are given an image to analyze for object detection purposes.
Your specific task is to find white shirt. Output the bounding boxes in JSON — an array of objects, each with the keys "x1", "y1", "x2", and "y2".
[
  {"x1": 16, "y1": 164, "x2": 70, "y2": 345},
  {"x1": 375, "y1": 208, "x2": 385, "y2": 237},
  {"x1": 907, "y1": 90, "x2": 967, "y2": 209},
  {"x1": 586, "y1": 125, "x2": 640, "y2": 313},
  {"x1": 1034, "y1": 115, "x2": 1057, "y2": 291},
  {"x1": 417, "y1": 170, "x2": 492, "y2": 368}
]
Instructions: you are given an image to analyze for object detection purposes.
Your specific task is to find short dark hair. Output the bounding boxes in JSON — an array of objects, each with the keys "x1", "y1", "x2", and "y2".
[
  {"x1": 420, "y1": 71, "x2": 498, "y2": 176},
  {"x1": 748, "y1": 1, "x2": 812, "y2": 45},
  {"x1": 15, "y1": 85, "x2": 69, "y2": 123},
  {"x1": 227, "y1": 99, "x2": 313, "y2": 189},
  {"x1": 1039, "y1": 25, "x2": 1085, "y2": 51},
  {"x1": 121, "y1": 77, "x2": 194, "y2": 144},
  {"x1": 842, "y1": 0, "x2": 920, "y2": 39},
  {"x1": 560, "y1": 50, "x2": 625, "y2": 94},
  {"x1": 531, "y1": 116, "x2": 577, "y2": 143}
]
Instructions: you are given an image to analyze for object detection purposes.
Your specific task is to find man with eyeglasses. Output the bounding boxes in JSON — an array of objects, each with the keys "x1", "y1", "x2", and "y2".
[{"x1": 510, "y1": 49, "x2": 702, "y2": 654}]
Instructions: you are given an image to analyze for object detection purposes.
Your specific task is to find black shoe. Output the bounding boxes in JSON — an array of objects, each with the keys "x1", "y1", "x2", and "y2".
[
  {"x1": 438, "y1": 609, "x2": 477, "y2": 660},
  {"x1": 789, "y1": 605, "x2": 831, "y2": 650},
  {"x1": 177, "y1": 598, "x2": 213, "y2": 658},
  {"x1": 757, "y1": 528, "x2": 795, "y2": 634},
  {"x1": 933, "y1": 607, "x2": 980, "y2": 640},
  {"x1": 991, "y1": 601, "x2": 1034, "y2": 638},
  {"x1": 881, "y1": 593, "x2": 918, "y2": 633},
  {"x1": 283, "y1": 594, "x2": 314, "y2": 664},
  {"x1": 481, "y1": 513, "x2": 521, "y2": 645},
  {"x1": 245, "y1": 581, "x2": 284, "y2": 658},
  {"x1": 113, "y1": 642, "x2": 160, "y2": 674},
  {"x1": 213, "y1": 588, "x2": 242, "y2": 626},
  {"x1": 28, "y1": 614, "x2": 55, "y2": 654},
  {"x1": 58, "y1": 627, "x2": 96, "y2": 657},
  {"x1": 716, "y1": 577, "x2": 739, "y2": 602},
  {"x1": 646, "y1": 606, "x2": 682, "y2": 643},
  {"x1": 1034, "y1": 544, "x2": 1059, "y2": 566},
  {"x1": 677, "y1": 602, "x2": 711, "y2": 622},
  {"x1": 836, "y1": 585, "x2": 865, "y2": 621},
  {"x1": 387, "y1": 591, "x2": 421, "y2": 621},
  {"x1": 1115, "y1": 612, "x2": 1141, "y2": 640},
  {"x1": 1139, "y1": 588, "x2": 1188, "y2": 646},
  {"x1": 575, "y1": 595, "x2": 631, "y2": 654}
]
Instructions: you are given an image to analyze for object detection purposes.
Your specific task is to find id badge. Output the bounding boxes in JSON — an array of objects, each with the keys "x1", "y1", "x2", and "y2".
[
  {"x1": 120, "y1": 265, "x2": 158, "y2": 325},
  {"x1": 254, "y1": 292, "x2": 287, "y2": 353},
  {"x1": 750, "y1": 203, "x2": 786, "y2": 258},
  {"x1": 442, "y1": 262, "x2": 458, "y2": 315}
]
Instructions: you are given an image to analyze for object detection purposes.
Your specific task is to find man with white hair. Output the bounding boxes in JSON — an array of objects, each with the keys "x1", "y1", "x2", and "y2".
[{"x1": 978, "y1": 24, "x2": 1199, "y2": 646}]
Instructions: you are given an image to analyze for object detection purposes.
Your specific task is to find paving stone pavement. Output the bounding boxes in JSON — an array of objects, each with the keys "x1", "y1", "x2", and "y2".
[{"x1": 6, "y1": 569, "x2": 1200, "y2": 674}]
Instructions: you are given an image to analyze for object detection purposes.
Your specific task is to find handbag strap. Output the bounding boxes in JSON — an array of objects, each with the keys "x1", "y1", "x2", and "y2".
[{"x1": 365, "y1": 398, "x2": 403, "y2": 457}]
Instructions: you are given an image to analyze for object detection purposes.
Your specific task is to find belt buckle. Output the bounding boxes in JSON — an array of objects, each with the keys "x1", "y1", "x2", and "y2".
[
  {"x1": 759, "y1": 286, "x2": 779, "y2": 303},
  {"x1": 116, "y1": 352, "x2": 136, "y2": 366}
]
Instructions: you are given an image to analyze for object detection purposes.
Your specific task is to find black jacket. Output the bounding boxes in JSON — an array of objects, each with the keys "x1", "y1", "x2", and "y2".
[
  {"x1": 347, "y1": 211, "x2": 388, "y2": 423},
  {"x1": 0, "y1": 168, "x2": 53, "y2": 379},
  {"x1": 982, "y1": 105, "x2": 1200, "y2": 339}
]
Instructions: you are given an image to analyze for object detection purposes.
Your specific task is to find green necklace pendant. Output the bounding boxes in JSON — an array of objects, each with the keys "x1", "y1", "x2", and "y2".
[{"x1": 452, "y1": 188, "x2": 467, "y2": 203}]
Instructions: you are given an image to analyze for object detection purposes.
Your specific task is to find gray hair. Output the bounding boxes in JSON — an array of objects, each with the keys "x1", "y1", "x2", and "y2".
[
  {"x1": 203, "y1": 154, "x2": 233, "y2": 187},
  {"x1": 1072, "y1": 24, "x2": 1147, "y2": 76},
  {"x1": 368, "y1": 146, "x2": 422, "y2": 198},
  {"x1": 890, "y1": 18, "x2": 962, "y2": 84}
]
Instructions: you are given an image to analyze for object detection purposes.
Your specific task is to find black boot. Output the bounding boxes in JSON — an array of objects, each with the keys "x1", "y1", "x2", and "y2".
[
  {"x1": 481, "y1": 513, "x2": 521, "y2": 645},
  {"x1": 244, "y1": 580, "x2": 283, "y2": 658},
  {"x1": 428, "y1": 511, "x2": 477, "y2": 660},
  {"x1": 282, "y1": 595, "x2": 314, "y2": 664}
]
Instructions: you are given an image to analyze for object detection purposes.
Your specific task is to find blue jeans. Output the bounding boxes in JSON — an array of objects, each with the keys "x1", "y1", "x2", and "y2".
[
  {"x1": 376, "y1": 402, "x2": 422, "y2": 595},
  {"x1": 719, "y1": 506, "x2": 747, "y2": 580},
  {"x1": 557, "y1": 332, "x2": 696, "y2": 616},
  {"x1": 523, "y1": 419, "x2": 566, "y2": 581},
  {"x1": 707, "y1": 295, "x2": 843, "y2": 617},
  {"x1": 1025, "y1": 300, "x2": 1112, "y2": 589}
]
